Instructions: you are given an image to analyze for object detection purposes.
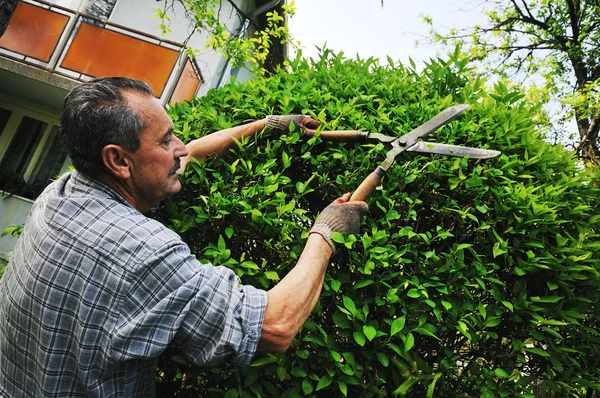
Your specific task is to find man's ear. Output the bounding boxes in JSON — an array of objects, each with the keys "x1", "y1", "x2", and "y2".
[{"x1": 101, "y1": 144, "x2": 131, "y2": 179}]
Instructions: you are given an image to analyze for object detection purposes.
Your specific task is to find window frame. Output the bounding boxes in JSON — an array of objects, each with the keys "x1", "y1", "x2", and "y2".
[{"x1": 0, "y1": 99, "x2": 66, "y2": 186}]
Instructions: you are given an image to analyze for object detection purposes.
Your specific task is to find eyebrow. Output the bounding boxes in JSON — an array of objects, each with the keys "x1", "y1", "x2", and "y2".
[{"x1": 161, "y1": 128, "x2": 174, "y2": 141}]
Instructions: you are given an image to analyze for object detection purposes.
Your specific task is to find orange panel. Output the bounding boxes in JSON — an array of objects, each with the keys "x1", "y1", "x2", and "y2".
[
  {"x1": 0, "y1": 2, "x2": 69, "y2": 62},
  {"x1": 61, "y1": 22, "x2": 179, "y2": 97},
  {"x1": 170, "y1": 59, "x2": 201, "y2": 104}
]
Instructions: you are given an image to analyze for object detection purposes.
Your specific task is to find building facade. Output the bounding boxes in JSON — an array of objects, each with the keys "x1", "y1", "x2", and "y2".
[{"x1": 0, "y1": 0, "x2": 284, "y2": 258}]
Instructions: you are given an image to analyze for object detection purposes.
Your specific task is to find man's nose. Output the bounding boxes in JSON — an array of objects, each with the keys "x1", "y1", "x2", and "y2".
[{"x1": 174, "y1": 135, "x2": 188, "y2": 157}]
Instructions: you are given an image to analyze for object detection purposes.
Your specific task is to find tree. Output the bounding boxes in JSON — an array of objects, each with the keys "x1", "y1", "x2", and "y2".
[
  {"x1": 154, "y1": 49, "x2": 600, "y2": 397},
  {"x1": 426, "y1": 0, "x2": 600, "y2": 166},
  {"x1": 156, "y1": 0, "x2": 297, "y2": 76}
]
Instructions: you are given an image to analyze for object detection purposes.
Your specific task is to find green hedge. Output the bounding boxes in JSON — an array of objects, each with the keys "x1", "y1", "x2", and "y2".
[{"x1": 155, "y1": 49, "x2": 600, "y2": 397}]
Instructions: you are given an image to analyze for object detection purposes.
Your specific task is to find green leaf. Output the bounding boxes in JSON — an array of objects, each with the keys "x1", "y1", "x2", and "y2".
[
  {"x1": 457, "y1": 321, "x2": 471, "y2": 340},
  {"x1": 501, "y1": 301, "x2": 514, "y2": 311},
  {"x1": 363, "y1": 325, "x2": 377, "y2": 341},
  {"x1": 282, "y1": 152, "x2": 291, "y2": 168},
  {"x1": 353, "y1": 331, "x2": 366, "y2": 346},
  {"x1": 426, "y1": 373, "x2": 442, "y2": 398},
  {"x1": 224, "y1": 389, "x2": 238, "y2": 398},
  {"x1": 391, "y1": 316, "x2": 406, "y2": 336},
  {"x1": 330, "y1": 279, "x2": 341, "y2": 292},
  {"x1": 276, "y1": 366, "x2": 287, "y2": 382},
  {"x1": 331, "y1": 231, "x2": 345, "y2": 244},
  {"x1": 343, "y1": 296, "x2": 358, "y2": 315},
  {"x1": 316, "y1": 375, "x2": 333, "y2": 391},
  {"x1": 332, "y1": 312, "x2": 351, "y2": 329},
  {"x1": 376, "y1": 352, "x2": 390, "y2": 367},
  {"x1": 531, "y1": 296, "x2": 563, "y2": 303},
  {"x1": 251, "y1": 356, "x2": 277, "y2": 367},
  {"x1": 354, "y1": 280, "x2": 374, "y2": 289},
  {"x1": 264, "y1": 271, "x2": 279, "y2": 281},
  {"x1": 394, "y1": 375, "x2": 417, "y2": 395},
  {"x1": 296, "y1": 349, "x2": 309, "y2": 359},
  {"x1": 338, "y1": 380, "x2": 348, "y2": 396},
  {"x1": 302, "y1": 379, "x2": 313, "y2": 395},
  {"x1": 525, "y1": 347, "x2": 550, "y2": 357},
  {"x1": 404, "y1": 332, "x2": 415, "y2": 352},
  {"x1": 251, "y1": 209, "x2": 263, "y2": 222},
  {"x1": 495, "y1": 368, "x2": 510, "y2": 378},
  {"x1": 478, "y1": 303, "x2": 487, "y2": 319}
]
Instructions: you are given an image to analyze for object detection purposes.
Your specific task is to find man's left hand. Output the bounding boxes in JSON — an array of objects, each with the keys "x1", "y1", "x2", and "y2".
[{"x1": 266, "y1": 115, "x2": 320, "y2": 134}]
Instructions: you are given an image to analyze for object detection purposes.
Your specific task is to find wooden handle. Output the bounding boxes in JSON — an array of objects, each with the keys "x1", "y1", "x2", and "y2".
[
  {"x1": 306, "y1": 130, "x2": 368, "y2": 142},
  {"x1": 350, "y1": 167, "x2": 386, "y2": 201}
]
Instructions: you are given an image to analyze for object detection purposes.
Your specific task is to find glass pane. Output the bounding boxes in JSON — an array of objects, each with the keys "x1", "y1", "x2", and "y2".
[
  {"x1": 61, "y1": 22, "x2": 179, "y2": 97},
  {"x1": 0, "y1": 116, "x2": 47, "y2": 178},
  {"x1": 0, "y1": 117, "x2": 47, "y2": 197},
  {"x1": 0, "y1": 108, "x2": 12, "y2": 137},
  {"x1": 170, "y1": 59, "x2": 201, "y2": 104},
  {"x1": 29, "y1": 126, "x2": 70, "y2": 185},
  {"x1": 0, "y1": 2, "x2": 69, "y2": 62}
]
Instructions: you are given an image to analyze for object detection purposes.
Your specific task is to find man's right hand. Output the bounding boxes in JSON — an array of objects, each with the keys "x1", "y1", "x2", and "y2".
[{"x1": 309, "y1": 193, "x2": 369, "y2": 251}]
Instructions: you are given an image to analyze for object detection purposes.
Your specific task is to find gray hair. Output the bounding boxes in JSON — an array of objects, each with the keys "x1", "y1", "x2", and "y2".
[{"x1": 59, "y1": 77, "x2": 154, "y2": 176}]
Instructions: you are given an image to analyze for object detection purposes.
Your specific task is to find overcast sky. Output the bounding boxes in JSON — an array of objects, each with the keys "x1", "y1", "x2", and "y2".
[{"x1": 288, "y1": 0, "x2": 485, "y2": 67}]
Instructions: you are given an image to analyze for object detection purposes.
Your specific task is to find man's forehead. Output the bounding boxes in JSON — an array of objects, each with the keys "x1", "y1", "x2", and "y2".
[
  {"x1": 122, "y1": 90, "x2": 159, "y2": 111},
  {"x1": 122, "y1": 90, "x2": 172, "y2": 125}
]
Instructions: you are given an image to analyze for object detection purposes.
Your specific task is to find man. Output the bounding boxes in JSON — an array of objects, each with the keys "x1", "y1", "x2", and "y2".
[{"x1": 0, "y1": 77, "x2": 368, "y2": 397}]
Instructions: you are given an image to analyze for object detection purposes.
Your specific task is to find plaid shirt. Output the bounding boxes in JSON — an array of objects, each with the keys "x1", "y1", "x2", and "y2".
[{"x1": 0, "y1": 171, "x2": 267, "y2": 397}]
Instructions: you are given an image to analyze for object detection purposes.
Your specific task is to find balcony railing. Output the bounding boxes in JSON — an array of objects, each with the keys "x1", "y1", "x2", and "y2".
[{"x1": 0, "y1": 0, "x2": 203, "y2": 104}]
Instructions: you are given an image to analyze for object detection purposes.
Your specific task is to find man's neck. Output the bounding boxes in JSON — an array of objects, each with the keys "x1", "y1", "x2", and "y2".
[{"x1": 93, "y1": 171, "x2": 151, "y2": 214}]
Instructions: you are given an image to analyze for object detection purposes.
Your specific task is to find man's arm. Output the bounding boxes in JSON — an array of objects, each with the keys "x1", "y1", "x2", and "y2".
[
  {"x1": 258, "y1": 233, "x2": 332, "y2": 353},
  {"x1": 179, "y1": 115, "x2": 320, "y2": 173},
  {"x1": 257, "y1": 193, "x2": 369, "y2": 353},
  {"x1": 179, "y1": 119, "x2": 267, "y2": 173}
]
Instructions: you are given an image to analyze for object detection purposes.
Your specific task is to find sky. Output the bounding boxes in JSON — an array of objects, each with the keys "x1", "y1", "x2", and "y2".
[{"x1": 287, "y1": 0, "x2": 485, "y2": 68}]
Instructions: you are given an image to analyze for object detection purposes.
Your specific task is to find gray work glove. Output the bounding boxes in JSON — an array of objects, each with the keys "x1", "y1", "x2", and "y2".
[
  {"x1": 309, "y1": 193, "x2": 369, "y2": 252},
  {"x1": 265, "y1": 115, "x2": 320, "y2": 133}
]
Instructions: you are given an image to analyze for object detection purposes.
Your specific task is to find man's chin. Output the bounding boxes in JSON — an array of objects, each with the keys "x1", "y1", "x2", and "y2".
[{"x1": 170, "y1": 178, "x2": 183, "y2": 193}]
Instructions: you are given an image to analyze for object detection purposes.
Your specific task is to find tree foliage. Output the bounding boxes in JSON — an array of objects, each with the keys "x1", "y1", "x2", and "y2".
[
  {"x1": 154, "y1": 48, "x2": 600, "y2": 397},
  {"x1": 156, "y1": 0, "x2": 297, "y2": 75},
  {"x1": 426, "y1": 0, "x2": 600, "y2": 166}
]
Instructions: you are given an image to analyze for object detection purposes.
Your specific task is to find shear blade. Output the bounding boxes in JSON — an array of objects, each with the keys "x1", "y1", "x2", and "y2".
[{"x1": 406, "y1": 142, "x2": 501, "y2": 159}]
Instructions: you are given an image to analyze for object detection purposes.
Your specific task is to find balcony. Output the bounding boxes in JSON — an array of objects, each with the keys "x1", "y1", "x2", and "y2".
[{"x1": 0, "y1": 0, "x2": 203, "y2": 104}]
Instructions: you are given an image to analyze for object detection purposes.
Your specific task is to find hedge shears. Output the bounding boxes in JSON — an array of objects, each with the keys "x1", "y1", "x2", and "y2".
[{"x1": 301, "y1": 104, "x2": 501, "y2": 201}]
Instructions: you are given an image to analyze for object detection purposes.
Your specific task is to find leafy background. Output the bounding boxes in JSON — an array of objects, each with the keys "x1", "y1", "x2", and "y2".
[{"x1": 152, "y1": 48, "x2": 600, "y2": 397}]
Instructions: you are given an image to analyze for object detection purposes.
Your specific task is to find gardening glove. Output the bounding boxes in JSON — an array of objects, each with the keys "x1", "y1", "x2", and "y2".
[
  {"x1": 265, "y1": 115, "x2": 320, "y2": 134},
  {"x1": 309, "y1": 193, "x2": 369, "y2": 252}
]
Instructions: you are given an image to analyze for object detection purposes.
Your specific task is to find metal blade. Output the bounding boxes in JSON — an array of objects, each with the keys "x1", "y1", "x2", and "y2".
[
  {"x1": 406, "y1": 142, "x2": 501, "y2": 159},
  {"x1": 397, "y1": 104, "x2": 470, "y2": 146}
]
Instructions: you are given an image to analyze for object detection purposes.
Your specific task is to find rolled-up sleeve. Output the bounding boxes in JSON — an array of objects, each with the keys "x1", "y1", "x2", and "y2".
[{"x1": 110, "y1": 241, "x2": 267, "y2": 366}]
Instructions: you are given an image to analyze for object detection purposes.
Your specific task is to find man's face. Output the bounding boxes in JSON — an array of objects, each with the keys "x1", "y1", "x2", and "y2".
[{"x1": 123, "y1": 92, "x2": 188, "y2": 211}]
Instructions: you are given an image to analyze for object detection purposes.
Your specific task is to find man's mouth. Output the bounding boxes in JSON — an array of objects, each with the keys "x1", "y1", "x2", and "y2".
[{"x1": 169, "y1": 159, "x2": 181, "y2": 176}]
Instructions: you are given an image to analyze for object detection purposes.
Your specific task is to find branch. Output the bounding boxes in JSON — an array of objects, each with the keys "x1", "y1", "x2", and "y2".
[{"x1": 566, "y1": 0, "x2": 581, "y2": 44}]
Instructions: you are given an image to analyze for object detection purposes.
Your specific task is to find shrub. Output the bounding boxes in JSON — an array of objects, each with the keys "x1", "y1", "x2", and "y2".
[{"x1": 157, "y1": 49, "x2": 598, "y2": 396}]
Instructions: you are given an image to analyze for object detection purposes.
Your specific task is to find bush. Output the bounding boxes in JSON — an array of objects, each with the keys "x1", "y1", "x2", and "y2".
[{"x1": 159, "y1": 49, "x2": 600, "y2": 396}]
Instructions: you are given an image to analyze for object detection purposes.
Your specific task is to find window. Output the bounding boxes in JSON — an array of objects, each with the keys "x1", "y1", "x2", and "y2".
[{"x1": 0, "y1": 106, "x2": 70, "y2": 199}]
